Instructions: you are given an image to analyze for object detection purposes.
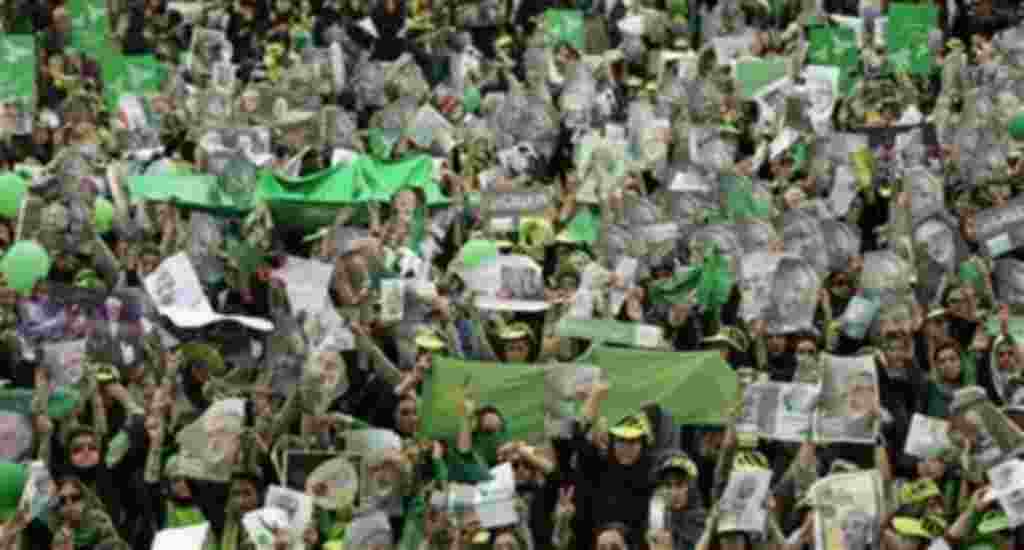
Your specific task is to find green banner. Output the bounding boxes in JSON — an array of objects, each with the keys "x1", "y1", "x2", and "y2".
[
  {"x1": 887, "y1": 3, "x2": 939, "y2": 75},
  {"x1": 586, "y1": 346, "x2": 739, "y2": 426},
  {"x1": 421, "y1": 358, "x2": 547, "y2": 442},
  {"x1": 544, "y1": 9, "x2": 585, "y2": 52},
  {"x1": 807, "y1": 25, "x2": 859, "y2": 96},
  {"x1": 68, "y1": 0, "x2": 113, "y2": 54},
  {"x1": 422, "y1": 349, "x2": 738, "y2": 442},
  {"x1": 735, "y1": 56, "x2": 790, "y2": 100},
  {"x1": 128, "y1": 174, "x2": 232, "y2": 210},
  {"x1": 0, "y1": 36, "x2": 36, "y2": 106},
  {"x1": 555, "y1": 318, "x2": 665, "y2": 349},
  {"x1": 102, "y1": 55, "x2": 168, "y2": 110}
]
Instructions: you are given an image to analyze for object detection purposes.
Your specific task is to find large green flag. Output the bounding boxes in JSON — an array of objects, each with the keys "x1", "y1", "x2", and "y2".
[
  {"x1": 422, "y1": 349, "x2": 738, "y2": 442},
  {"x1": 68, "y1": 0, "x2": 113, "y2": 54},
  {"x1": 585, "y1": 346, "x2": 739, "y2": 426},
  {"x1": 807, "y1": 25, "x2": 860, "y2": 96},
  {"x1": 887, "y1": 3, "x2": 939, "y2": 75},
  {"x1": 735, "y1": 56, "x2": 790, "y2": 100},
  {"x1": 128, "y1": 174, "x2": 234, "y2": 210},
  {"x1": 420, "y1": 358, "x2": 548, "y2": 442},
  {"x1": 0, "y1": 36, "x2": 37, "y2": 107},
  {"x1": 544, "y1": 9, "x2": 585, "y2": 52},
  {"x1": 259, "y1": 155, "x2": 450, "y2": 231},
  {"x1": 102, "y1": 55, "x2": 168, "y2": 110}
]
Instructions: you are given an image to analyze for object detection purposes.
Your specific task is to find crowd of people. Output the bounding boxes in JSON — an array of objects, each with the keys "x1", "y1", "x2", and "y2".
[{"x1": 2, "y1": 0, "x2": 1024, "y2": 549}]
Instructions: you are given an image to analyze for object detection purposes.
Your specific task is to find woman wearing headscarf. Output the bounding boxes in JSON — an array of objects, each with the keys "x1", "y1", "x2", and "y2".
[{"x1": 566, "y1": 379, "x2": 656, "y2": 550}]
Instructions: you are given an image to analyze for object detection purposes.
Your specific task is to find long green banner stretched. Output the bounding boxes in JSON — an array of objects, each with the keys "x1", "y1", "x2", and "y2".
[
  {"x1": 585, "y1": 346, "x2": 739, "y2": 427},
  {"x1": 422, "y1": 348, "x2": 739, "y2": 442},
  {"x1": 0, "y1": 36, "x2": 37, "y2": 106}
]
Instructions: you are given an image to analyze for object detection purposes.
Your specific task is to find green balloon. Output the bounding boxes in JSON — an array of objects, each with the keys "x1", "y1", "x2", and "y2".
[
  {"x1": 0, "y1": 173, "x2": 27, "y2": 219},
  {"x1": 0, "y1": 241, "x2": 51, "y2": 295},
  {"x1": 94, "y1": 197, "x2": 115, "y2": 234}
]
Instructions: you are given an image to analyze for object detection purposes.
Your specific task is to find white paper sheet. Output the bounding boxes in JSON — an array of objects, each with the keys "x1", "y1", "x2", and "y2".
[
  {"x1": 273, "y1": 256, "x2": 334, "y2": 316},
  {"x1": 145, "y1": 252, "x2": 273, "y2": 331},
  {"x1": 265, "y1": 485, "x2": 314, "y2": 534},
  {"x1": 152, "y1": 523, "x2": 210, "y2": 550}
]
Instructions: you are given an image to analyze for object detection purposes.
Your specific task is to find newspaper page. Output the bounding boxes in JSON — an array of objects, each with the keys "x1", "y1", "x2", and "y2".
[
  {"x1": 988, "y1": 460, "x2": 1024, "y2": 527},
  {"x1": 144, "y1": 252, "x2": 273, "y2": 331},
  {"x1": 718, "y1": 468, "x2": 773, "y2": 536},
  {"x1": 811, "y1": 470, "x2": 885, "y2": 550},
  {"x1": 739, "y1": 251, "x2": 783, "y2": 322},
  {"x1": 904, "y1": 414, "x2": 953, "y2": 459},
  {"x1": 272, "y1": 256, "x2": 334, "y2": 316},
  {"x1": 813, "y1": 354, "x2": 880, "y2": 444},
  {"x1": 736, "y1": 382, "x2": 818, "y2": 442}
]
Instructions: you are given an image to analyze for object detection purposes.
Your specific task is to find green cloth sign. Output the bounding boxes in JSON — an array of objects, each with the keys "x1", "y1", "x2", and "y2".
[
  {"x1": 68, "y1": 0, "x2": 113, "y2": 55},
  {"x1": 0, "y1": 36, "x2": 36, "y2": 105},
  {"x1": 887, "y1": 3, "x2": 939, "y2": 75},
  {"x1": 807, "y1": 25, "x2": 860, "y2": 96},
  {"x1": 128, "y1": 174, "x2": 232, "y2": 210},
  {"x1": 555, "y1": 318, "x2": 664, "y2": 349},
  {"x1": 420, "y1": 357, "x2": 547, "y2": 442},
  {"x1": 735, "y1": 56, "x2": 790, "y2": 100},
  {"x1": 544, "y1": 9, "x2": 585, "y2": 52},
  {"x1": 102, "y1": 55, "x2": 168, "y2": 110},
  {"x1": 422, "y1": 349, "x2": 738, "y2": 442},
  {"x1": 585, "y1": 346, "x2": 739, "y2": 426}
]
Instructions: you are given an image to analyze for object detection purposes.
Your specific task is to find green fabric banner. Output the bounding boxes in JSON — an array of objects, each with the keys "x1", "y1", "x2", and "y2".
[
  {"x1": 0, "y1": 36, "x2": 37, "y2": 106},
  {"x1": 555, "y1": 318, "x2": 664, "y2": 349},
  {"x1": 887, "y1": 3, "x2": 939, "y2": 75},
  {"x1": 735, "y1": 56, "x2": 789, "y2": 100},
  {"x1": 420, "y1": 357, "x2": 548, "y2": 442},
  {"x1": 422, "y1": 349, "x2": 738, "y2": 442},
  {"x1": 68, "y1": 0, "x2": 113, "y2": 55},
  {"x1": 102, "y1": 55, "x2": 168, "y2": 110},
  {"x1": 127, "y1": 174, "x2": 237, "y2": 210},
  {"x1": 807, "y1": 25, "x2": 859, "y2": 96},
  {"x1": 585, "y1": 346, "x2": 738, "y2": 426},
  {"x1": 544, "y1": 9, "x2": 585, "y2": 52}
]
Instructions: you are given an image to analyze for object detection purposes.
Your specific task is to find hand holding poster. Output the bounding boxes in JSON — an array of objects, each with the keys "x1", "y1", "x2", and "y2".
[
  {"x1": 814, "y1": 354, "x2": 880, "y2": 444},
  {"x1": 144, "y1": 252, "x2": 273, "y2": 331},
  {"x1": 736, "y1": 382, "x2": 818, "y2": 442},
  {"x1": 810, "y1": 470, "x2": 886, "y2": 550},
  {"x1": 904, "y1": 413, "x2": 953, "y2": 459}
]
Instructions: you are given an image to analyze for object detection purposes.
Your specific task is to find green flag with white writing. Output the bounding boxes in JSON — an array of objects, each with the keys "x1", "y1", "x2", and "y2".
[{"x1": 0, "y1": 36, "x2": 36, "y2": 107}]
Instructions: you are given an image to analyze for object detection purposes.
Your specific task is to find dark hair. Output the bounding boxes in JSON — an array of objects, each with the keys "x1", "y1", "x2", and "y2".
[
  {"x1": 932, "y1": 339, "x2": 962, "y2": 364},
  {"x1": 594, "y1": 522, "x2": 631, "y2": 544}
]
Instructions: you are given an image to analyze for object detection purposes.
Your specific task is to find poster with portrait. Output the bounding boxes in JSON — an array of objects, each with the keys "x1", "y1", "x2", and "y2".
[
  {"x1": 736, "y1": 381, "x2": 818, "y2": 442},
  {"x1": 319, "y1": 106, "x2": 358, "y2": 150},
  {"x1": 801, "y1": 65, "x2": 839, "y2": 133},
  {"x1": 718, "y1": 468, "x2": 773, "y2": 535},
  {"x1": 764, "y1": 256, "x2": 821, "y2": 337},
  {"x1": 814, "y1": 354, "x2": 880, "y2": 444},
  {"x1": 904, "y1": 414, "x2": 953, "y2": 459},
  {"x1": 42, "y1": 339, "x2": 87, "y2": 389},
  {"x1": 810, "y1": 470, "x2": 885, "y2": 550},
  {"x1": 738, "y1": 251, "x2": 783, "y2": 322},
  {"x1": 0, "y1": 412, "x2": 33, "y2": 463},
  {"x1": 176, "y1": 398, "x2": 246, "y2": 482},
  {"x1": 976, "y1": 196, "x2": 1024, "y2": 259},
  {"x1": 188, "y1": 29, "x2": 233, "y2": 78},
  {"x1": 265, "y1": 485, "x2": 314, "y2": 534}
]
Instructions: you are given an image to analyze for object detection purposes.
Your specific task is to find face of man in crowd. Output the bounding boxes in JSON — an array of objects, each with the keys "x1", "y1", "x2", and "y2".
[
  {"x1": 231, "y1": 478, "x2": 261, "y2": 514},
  {"x1": 69, "y1": 433, "x2": 100, "y2": 468}
]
